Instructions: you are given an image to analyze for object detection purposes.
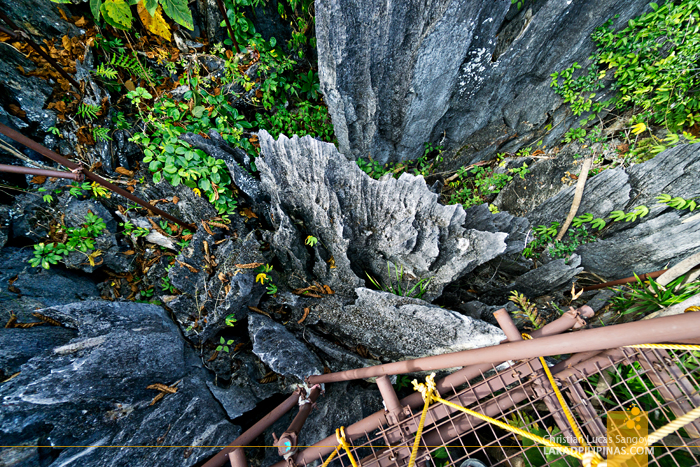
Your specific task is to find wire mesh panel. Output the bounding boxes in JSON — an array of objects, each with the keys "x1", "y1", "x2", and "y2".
[{"x1": 297, "y1": 347, "x2": 700, "y2": 467}]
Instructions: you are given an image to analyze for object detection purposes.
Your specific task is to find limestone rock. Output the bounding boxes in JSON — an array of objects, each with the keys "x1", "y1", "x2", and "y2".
[
  {"x1": 316, "y1": 0, "x2": 651, "y2": 166},
  {"x1": 316, "y1": 288, "x2": 505, "y2": 360},
  {"x1": 0, "y1": 301, "x2": 240, "y2": 467},
  {"x1": 249, "y1": 313, "x2": 324, "y2": 384},
  {"x1": 257, "y1": 131, "x2": 510, "y2": 300}
]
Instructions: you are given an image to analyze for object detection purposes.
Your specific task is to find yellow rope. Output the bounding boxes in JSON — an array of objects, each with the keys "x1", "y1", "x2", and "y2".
[
  {"x1": 403, "y1": 343, "x2": 700, "y2": 467},
  {"x1": 624, "y1": 343, "x2": 700, "y2": 351},
  {"x1": 319, "y1": 427, "x2": 359, "y2": 467},
  {"x1": 522, "y1": 333, "x2": 589, "y2": 449},
  {"x1": 407, "y1": 376, "x2": 436, "y2": 467},
  {"x1": 411, "y1": 374, "x2": 605, "y2": 466}
]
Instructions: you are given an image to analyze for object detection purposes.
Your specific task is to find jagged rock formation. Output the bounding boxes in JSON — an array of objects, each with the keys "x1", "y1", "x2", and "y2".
[
  {"x1": 0, "y1": 300, "x2": 240, "y2": 467},
  {"x1": 316, "y1": 0, "x2": 650, "y2": 166},
  {"x1": 257, "y1": 130, "x2": 513, "y2": 301},
  {"x1": 316, "y1": 288, "x2": 505, "y2": 360},
  {"x1": 167, "y1": 229, "x2": 267, "y2": 344}
]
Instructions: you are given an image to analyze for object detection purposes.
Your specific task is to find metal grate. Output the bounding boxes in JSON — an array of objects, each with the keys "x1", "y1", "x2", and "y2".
[{"x1": 300, "y1": 347, "x2": 700, "y2": 467}]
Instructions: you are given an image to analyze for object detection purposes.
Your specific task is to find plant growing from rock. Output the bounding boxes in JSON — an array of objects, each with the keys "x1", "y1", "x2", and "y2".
[
  {"x1": 552, "y1": 0, "x2": 700, "y2": 156},
  {"x1": 610, "y1": 273, "x2": 700, "y2": 317},
  {"x1": 216, "y1": 336, "x2": 235, "y2": 353},
  {"x1": 28, "y1": 213, "x2": 107, "y2": 269},
  {"x1": 508, "y1": 291, "x2": 545, "y2": 330},
  {"x1": 365, "y1": 263, "x2": 432, "y2": 300}
]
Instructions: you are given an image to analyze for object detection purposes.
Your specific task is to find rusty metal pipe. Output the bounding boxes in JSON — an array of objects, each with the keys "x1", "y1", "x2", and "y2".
[
  {"x1": 582, "y1": 269, "x2": 665, "y2": 292},
  {"x1": 307, "y1": 311, "x2": 700, "y2": 384},
  {"x1": 0, "y1": 123, "x2": 193, "y2": 229},
  {"x1": 203, "y1": 390, "x2": 301, "y2": 467},
  {"x1": 530, "y1": 305, "x2": 594, "y2": 337},
  {"x1": 0, "y1": 163, "x2": 84, "y2": 181},
  {"x1": 493, "y1": 308, "x2": 521, "y2": 342},
  {"x1": 274, "y1": 312, "x2": 584, "y2": 467},
  {"x1": 0, "y1": 13, "x2": 82, "y2": 91},
  {"x1": 215, "y1": 0, "x2": 241, "y2": 53},
  {"x1": 276, "y1": 386, "x2": 321, "y2": 457},
  {"x1": 376, "y1": 375, "x2": 402, "y2": 414},
  {"x1": 228, "y1": 447, "x2": 248, "y2": 467}
]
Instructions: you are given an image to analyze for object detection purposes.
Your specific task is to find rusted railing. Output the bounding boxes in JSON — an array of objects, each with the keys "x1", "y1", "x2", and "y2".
[
  {"x1": 0, "y1": 163, "x2": 84, "y2": 181},
  {"x1": 0, "y1": 123, "x2": 193, "y2": 229},
  {"x1": 204, "y1": 308, "x2": 700, "y2": 467}
]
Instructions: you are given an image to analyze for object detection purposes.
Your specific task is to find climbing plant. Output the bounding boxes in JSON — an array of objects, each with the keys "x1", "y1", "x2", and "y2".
[{"x1": 551, "y1": 0, "x2": 700, "y2": 155}]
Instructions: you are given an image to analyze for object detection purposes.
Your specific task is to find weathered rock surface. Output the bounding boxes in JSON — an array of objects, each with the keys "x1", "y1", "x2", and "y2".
[
  {"x1": 168, "y1": 229, "x2": 266, "y2": 344},
  {"x1": 477, "y1": 255, "x2": 583, "y2": 305},
  {"x1": 504, "y1": 143, "x2": 700, "y2": 280},
  {"x1": 136, "y1": 178, "x2": 218, "y2": 224},
  {"x1": 315, "y1": 288, "x2": 505, "y2": 360},
  {"x1": 257, "y1": 131, "x2": 511, "y2": 300},
  {"x1": 0, "y1": 300, "x2": 240, "y2": 467},
  {"x1": 249, "y1": 313, "x2": 324, "y2": 384},
  {"x1": 316, "y1": 0, "x2": 650, "y2": 166},
  {"x1": 0, "y1": 247, "x2": 101, "y2": 323}
]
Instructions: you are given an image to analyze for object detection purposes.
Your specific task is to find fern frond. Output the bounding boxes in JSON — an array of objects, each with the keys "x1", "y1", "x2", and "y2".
[
  {"x1": 77, "y1": 103, "x2": 101, "y2": 121},
  {"x1": 94, "y1": 64, "x2": 118, "y2": 80},
  {"x1": 110, "y1": 51, "x2": 154, "y2": 81},
  {"x1": 92, "y1": 127, "x2": 112, "y2": 142}
]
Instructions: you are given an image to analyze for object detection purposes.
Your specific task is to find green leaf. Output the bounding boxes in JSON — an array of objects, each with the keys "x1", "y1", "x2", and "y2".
[
  {"x1": 609, "y1": 210, "x2": 626, "y2": 222},
  {"x1": 90, "y1": 0, "x2": 104, "y2": 20},
  {"x1": 633, "y1": 205, "x2": 649, "y2": 218},
  {"x1": 192, "y1": 105, "x2": 206, "y2": 118},
  {"x1": 591, "y1": 218, "x2": 606, "y2": 230},
  {"x1": 159, "y1": 0, "x2": 193, "y2": 30},
  {"x1": 144, "y1": 0, "x2": 158, "y2": 15},
  {"x1": 101, "y1": 0, "x2": 133, "y2": 29},
  {"x1": 220, "y1": 336, "x2": 225, "y2": 344},
  {"x1": 656, "y1": 194, "x2": 672, "y2": 204}
]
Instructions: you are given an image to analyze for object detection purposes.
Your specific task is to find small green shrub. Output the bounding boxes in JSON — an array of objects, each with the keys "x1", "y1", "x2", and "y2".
[
  {"x1": 28, "y1": 213, "x2": 107, "y2": 269},
  {"x1": 257, "y1": 102, "x2": 335, "y2": 142},
  {"x1": 610, "y1": 273, "x2": 700, "y2": 317},
  {"x1": 552, "y1": 0, "x2": 700, "y2": 156}
]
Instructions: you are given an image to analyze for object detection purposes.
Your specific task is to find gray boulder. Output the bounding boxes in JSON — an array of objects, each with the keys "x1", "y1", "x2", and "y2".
[
  {"x1": 316, "y1": 0, "x2": 651, "y2": 166},
  {"x1": 316, "y1": 288, "x2": 505, "y2": 360},
  {"x1": 0, "y1": 300, "x2": 240, "y2": 467},
  {"x1": 249, "y1": 313, "x2": 324, "y2": 384},
  {"x1": 257, "y1": 131, "x2": 510, "y2": 300}
]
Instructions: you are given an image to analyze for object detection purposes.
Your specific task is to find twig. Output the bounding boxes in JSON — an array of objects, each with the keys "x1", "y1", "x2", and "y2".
[
  {"x1": 656, "y1": 251, "x2": 700, "y2": 287},
  {"x1": 555, "y1": 157, "x2": 594, "y2": 241}
]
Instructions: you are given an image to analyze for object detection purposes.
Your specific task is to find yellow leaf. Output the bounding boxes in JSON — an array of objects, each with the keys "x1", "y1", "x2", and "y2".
[
  {"x1": 88, "y1": 250, "x2": 103, "y2": 267},
  {"x1": 255, "y1": 273, "x2": 267, "y2": 284},
  {"x1": 193, "y1": 188, "x2": 201, "y2": 197},
  {"x1": 631, "y1": 122, "x2": 646, "y2": 135},
  {"x1": 137, "y1": 0, "x2": 171, "y2": 41}
]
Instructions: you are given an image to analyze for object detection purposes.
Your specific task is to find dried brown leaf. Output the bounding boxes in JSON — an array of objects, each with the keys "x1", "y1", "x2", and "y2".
[
  {"x1": 235, "y1": 262, "x2": 264, "y2": 269},
  {"x1": 146, "y1": 383, "x2": 178, "y2": 394},
  {"x1": 31, "y1": 313, "x2": 61, "y2": 326},
  {"x1": 297, "y1": 307, "x2": 310, "y2": 325},
  {"x1": 248, "y1": 306, "x2": 271, "y2": 318},
  {"x1": 115, "y1": 167, "x2": 134, "y2": 177}
]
